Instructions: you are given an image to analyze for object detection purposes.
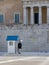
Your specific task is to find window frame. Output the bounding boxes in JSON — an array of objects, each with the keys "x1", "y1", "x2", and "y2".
[
  {"x1": 14, "y1": 12, "x2": 20, "y2": 24},
  {"x1": 9, "y1": 41, "x2": 13, "y2": 46},
  {"x1": 0, "y1": 13, "x2": 5, "y2": 23}
]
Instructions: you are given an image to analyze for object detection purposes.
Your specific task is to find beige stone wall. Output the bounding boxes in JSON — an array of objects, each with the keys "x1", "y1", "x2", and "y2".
[
  {"x1": 0, "y1": 0, "x2": 48, "y2": 25},
  {"x1": 0, "y1": 0, "x2": 23, "y2": 25}
]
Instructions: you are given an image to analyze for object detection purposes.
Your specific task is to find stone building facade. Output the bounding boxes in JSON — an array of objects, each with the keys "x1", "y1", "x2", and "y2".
[
  {"x1": 0, "y1": 0, "x2": 23, "y2": 25},
  {"x1": 0, "y1": 0, "x2": 49, "y2": 52},
  {"x1": 0, "y1": 0, "x2": 49, "y2": 25}
]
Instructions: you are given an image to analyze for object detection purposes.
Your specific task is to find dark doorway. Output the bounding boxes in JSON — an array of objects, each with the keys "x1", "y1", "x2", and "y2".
[{"x1": 34, "y1": 13, "x2": 39, "y2": 24}]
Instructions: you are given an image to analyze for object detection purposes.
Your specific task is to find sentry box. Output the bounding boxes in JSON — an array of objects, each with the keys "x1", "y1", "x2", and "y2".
[{"x1": 6, "y1": 36, "x2": 19, "y2": 54}]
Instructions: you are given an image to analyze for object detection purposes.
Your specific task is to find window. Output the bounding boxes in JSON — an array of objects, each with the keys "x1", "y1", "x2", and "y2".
[
  {"x1": 0, "y1": 15, "x2": 3, "y2": 23},
  {"x1": 9, "y1": 42, "x2": 13, "y2": 46},
  {"x1": 15, "y1": 14, "x2": 20, "y2": 23}
]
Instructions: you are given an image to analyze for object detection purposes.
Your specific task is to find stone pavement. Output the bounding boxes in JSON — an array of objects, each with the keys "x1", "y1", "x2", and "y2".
[
  {"x1": 0, "y1": 52, "x2": 49, "y2": 65},
  {"x1": 2, "y1": 52, "x2": 49, "y2": 56},
  {"x1": 0, "y1": 56, "x2": 49, "y2": 65}
]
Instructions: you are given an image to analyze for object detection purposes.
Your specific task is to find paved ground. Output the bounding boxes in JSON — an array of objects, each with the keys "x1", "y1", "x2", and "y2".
[
  {"x1": 0, "y1": 56, "x2": 49, "y2": 65},
  {"x1": 0, "y1": 52, "x2": 49, "y2": 65},
  {"x1": 1, "y1": 52, "x2": 49, "y2": 56}
]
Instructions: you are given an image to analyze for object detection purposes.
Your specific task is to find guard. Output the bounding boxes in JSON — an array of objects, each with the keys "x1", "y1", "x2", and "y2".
[{"x1": 18, "y1": 41, "x2": 22, "y2": 54}]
